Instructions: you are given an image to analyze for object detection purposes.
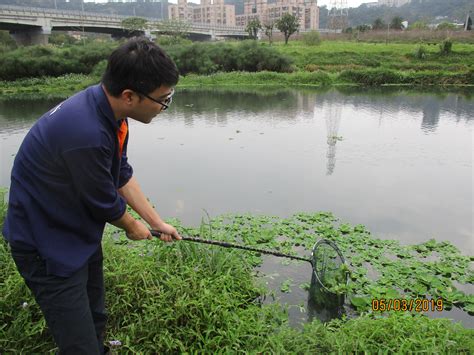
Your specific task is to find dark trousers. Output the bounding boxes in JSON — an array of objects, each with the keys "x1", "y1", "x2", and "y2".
[{"x1": 10, "y1": 245, "x2": 107, "y2": 354}]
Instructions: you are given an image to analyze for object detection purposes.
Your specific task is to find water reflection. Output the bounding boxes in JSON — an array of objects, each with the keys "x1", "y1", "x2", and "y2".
[
  {"x1": 323, "y1": 95, "x2": 342, "y2": 175},
  {"x1": 421, "y1": 97, "x2": 441, "y2": 133},
  {"x1": 0, "y1": 98, "x2": 62, "y2": 135}
]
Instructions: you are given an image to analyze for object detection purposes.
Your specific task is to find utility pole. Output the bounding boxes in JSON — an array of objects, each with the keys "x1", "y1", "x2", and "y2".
[
  {"x1": 81, "y1": 0, "x2": 85, "y2": 45},
  {"x1": 328, "y1": 0, "x2": 348, "y2": 33},
  {"x1": 465, "y1": 11, "x2": 471, "y2": 31}
]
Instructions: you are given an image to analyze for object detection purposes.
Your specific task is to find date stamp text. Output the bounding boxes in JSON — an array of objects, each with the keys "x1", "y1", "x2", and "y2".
[{"x1": 371, "y1": 298, "x2": 444, "y2": 312}]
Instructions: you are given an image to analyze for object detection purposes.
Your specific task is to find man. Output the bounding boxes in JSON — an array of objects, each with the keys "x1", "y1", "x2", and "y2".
[{"x1": 2, "y1": 37, "x2": 181, "y2": 353}]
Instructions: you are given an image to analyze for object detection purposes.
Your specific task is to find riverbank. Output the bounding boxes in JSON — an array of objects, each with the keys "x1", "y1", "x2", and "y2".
[
  {"x1": 1, "y1": 197, "x2": 473, "y2": 352},
  {"x1": 0, "y1": 69, "x2": 472, "y2": 101},
  {"x1": 0, "y1": 40, "x2": 473, "y2": 100}
]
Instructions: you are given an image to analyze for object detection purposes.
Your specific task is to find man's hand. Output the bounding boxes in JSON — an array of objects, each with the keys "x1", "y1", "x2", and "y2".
[
  {"x1": 125, "y1": 219, "x2": 153, "y2": 241},
  {"x1": 152, "y1": 222, "x2": 182, "y2": 242}
]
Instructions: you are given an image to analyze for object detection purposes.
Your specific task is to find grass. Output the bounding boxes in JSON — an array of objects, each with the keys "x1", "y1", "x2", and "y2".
[{"x1": 1, "y1": 199, "x2": 473, "y2": 353}]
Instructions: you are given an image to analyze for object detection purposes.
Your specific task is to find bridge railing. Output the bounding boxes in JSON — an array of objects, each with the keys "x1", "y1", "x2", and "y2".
[{"x1": 0, "y1": 4, "x2": 128, "y2": 21}]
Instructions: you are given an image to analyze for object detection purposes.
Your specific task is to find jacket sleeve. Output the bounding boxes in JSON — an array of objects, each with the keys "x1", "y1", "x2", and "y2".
[
  {"x1": 62, "y1": 144, "x2": 127, "y2": 223},
  {"x1": 118, "y1": 147, "x2": 133, "y2": 188}
]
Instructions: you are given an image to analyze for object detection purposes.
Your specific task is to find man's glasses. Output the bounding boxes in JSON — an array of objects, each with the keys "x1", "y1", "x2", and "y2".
[{"x1": 136, "y1": 89, "x2": 174, "y2": 111}]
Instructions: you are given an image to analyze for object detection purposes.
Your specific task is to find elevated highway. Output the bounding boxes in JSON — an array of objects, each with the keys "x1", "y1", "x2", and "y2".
[{"x1": 0, "y1": 5, "x2": 248, "y2": 45}]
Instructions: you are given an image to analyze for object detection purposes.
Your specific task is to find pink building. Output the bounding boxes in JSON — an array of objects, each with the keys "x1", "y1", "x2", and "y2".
[{"x1": 169, "y1": 0, "x2": 236, "y2": 26}]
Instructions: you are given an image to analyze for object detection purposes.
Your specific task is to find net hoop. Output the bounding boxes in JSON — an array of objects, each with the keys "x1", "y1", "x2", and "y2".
[{"x1": 311, "y1": 238, "x2": 348, "y2": 294}]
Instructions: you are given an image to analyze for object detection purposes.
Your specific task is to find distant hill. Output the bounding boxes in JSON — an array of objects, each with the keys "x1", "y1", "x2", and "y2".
[{"x1": 340, "y1": 0, "x2": 474, "y2": 28}]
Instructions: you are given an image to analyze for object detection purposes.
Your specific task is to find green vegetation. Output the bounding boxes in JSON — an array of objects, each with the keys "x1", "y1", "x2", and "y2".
[
  {"x1": 0, "y1": 40, "x2": 293, "y2": 81},
  {"x1": 1, "y1": 204, "x2": 473, "y2": 352},
  {"x1": 276, "y1": 13, "x2": 300, "y2": 45},
  {"x1": 440, "y1": 38, "x2": 453, "y2": 55},
  {"x1": 302, "y1": 30, "x2": 322, "y2": 46},
  {"x1": 246, "y1": 18, "x2": 262, "y2": 40},
  {"x1": 0, "y1": 41, "x2": 116, "y2": 81},
  {"x1": 121, "y1": 17, "x2": 149, "y2": 33},
  {"x1": 0, "y1": 39, "x2": 473, "y2": 99},
  {"x1": 165, "y1": 41, "x2": 293, "y2": 75},
  {"x1": 0, "y1": 75, "x2": 99, "y2": 100}
]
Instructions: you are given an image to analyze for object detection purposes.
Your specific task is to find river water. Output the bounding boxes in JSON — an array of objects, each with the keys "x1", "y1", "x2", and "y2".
[{"x1": 0, "y1": 87, "x2": 472, "y2": 327}]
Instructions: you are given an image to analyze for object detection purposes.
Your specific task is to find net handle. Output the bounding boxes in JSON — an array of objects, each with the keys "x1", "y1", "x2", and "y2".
[{"x1": 150, "y1": 230, "x2": 312, "y2": 263}]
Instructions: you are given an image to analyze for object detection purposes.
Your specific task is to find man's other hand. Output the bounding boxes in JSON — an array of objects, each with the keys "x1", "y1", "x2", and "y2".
[
  {"x1": 152, "y1": 222, "x2": 182, "y2": 242},
  {"x1": 125, "y1": 220, "x2": 153, "y2": 241}
]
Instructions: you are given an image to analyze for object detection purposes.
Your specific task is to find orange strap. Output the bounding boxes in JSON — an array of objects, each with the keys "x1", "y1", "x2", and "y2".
[{"x1": 117, "y1": 120, "x2": 128, "y2": 157}]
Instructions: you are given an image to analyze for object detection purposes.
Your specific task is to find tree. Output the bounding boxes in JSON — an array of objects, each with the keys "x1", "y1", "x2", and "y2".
[
  {"x1": 436, "y1": 22, "x2": 457, "y2": 31},
  {"x1": 409, "y1": 21, "x2": 428, "y2": 30},
  {"x1": 263, "y1": 21, "x2": 275, "y2": 45},
  {"x1": 372, "y1": 18, "x2": 385, "y2": 30},
  {"x1": 390, "y1": 16, "x2": 404, "y2": 30},
  {"x1": 356, "y1": 24, "x2": 371, "y2": 32},
  {"x1": 246, "y1": 18, "x2": 262, "y2": 40},
  {"x1": 276, "y1": 13, "x2": 300, "y2": 45},
  {"x1": 154, "y1": 20, "x2": 190, "y2": 41},
  {"x1": 121, "y1": 17, "x2": 148, "y2": 34}
]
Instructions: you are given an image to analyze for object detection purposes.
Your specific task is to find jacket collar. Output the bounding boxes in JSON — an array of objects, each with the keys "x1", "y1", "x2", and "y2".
[{"x1": 91, "y1": 84, "x2": 121, "y2": 129}]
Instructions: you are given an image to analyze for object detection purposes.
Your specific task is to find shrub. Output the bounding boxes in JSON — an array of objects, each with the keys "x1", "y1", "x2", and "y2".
[
  {"x1": 414, "y1": 44, "x2": 427, "y2": 59},
  {"x1": 339, "y1": 69, "x2": 404, "y2": 85},
  {"x1": 0, "y1": 30, "x2": 17, "y2": 50},
  {"x1": 0, "y1": 41, "x2": 115, "y2": 81},
  {"x1": 48, "y1": 33, "x2": 77, "y2": 46},
  {"x1": 436, "y1": 22, "x2": 457, "y2": 31},
  {"x1": 166, "y1": 41, "x2": 293, "y2": 75},
  {"x1": 439, "y1": 38, "x2": 453, "y2": 55},
  {"x1": 305, "y1": 64, "x2": 319, "y2": 72},
  {"x1": 302, "y1": 30, "x2": 322, "y2": 46},
  {"x1": 167, "y1": 43, "x2": 218, "y2": 75},
  {"x1": 91, "y1": 60, "x2": 108, "y2": 78},
  {"x1": 157, "y1": 36, "x2": 192, "y2": 47}
]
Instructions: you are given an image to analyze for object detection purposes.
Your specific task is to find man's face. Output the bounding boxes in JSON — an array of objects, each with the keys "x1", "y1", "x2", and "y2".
[{"x1": 128, "y1": 85, "x2": 174, "y2": 124}]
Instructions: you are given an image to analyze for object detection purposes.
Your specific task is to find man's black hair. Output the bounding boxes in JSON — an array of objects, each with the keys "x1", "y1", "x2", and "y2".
[{"x1": 102, "y1": 37, "x2": 179, "y2": 97}]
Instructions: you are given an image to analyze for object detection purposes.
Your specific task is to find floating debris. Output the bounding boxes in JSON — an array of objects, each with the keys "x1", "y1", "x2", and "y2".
[{"x1": 109, "y1": 340, "x2": 122, "y2": 347}]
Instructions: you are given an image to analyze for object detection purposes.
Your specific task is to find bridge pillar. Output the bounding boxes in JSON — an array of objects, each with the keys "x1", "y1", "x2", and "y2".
[
  {"x1": 10, "y1": 19, "x2": 52, "y2": 46},
  {"x1": 210, "y1": 29, "x2": 216, "y2": 41}
]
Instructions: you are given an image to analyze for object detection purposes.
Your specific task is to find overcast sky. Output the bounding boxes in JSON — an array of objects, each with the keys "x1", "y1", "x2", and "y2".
[{"x1": 84, "y1": 0, "x2": 370, "y2": 8}]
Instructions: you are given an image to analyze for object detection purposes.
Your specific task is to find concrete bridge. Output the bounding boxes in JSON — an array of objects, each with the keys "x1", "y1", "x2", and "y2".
[{"x1": 0, "y1": 5, "x2": 248, "y2": 45}]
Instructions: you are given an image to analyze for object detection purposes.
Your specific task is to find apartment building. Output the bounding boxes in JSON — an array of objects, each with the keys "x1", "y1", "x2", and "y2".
[
  {"x1": 236, "y1": 0, "x2": 319, "y2": 31},
  {"x1": 169, "y1": 0, "x2": 236, "y2": 26}
]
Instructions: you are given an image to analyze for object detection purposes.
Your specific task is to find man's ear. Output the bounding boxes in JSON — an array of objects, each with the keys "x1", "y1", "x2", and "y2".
[{"x1": 121, "y1": 90, "x2": 135, "y2": 105}]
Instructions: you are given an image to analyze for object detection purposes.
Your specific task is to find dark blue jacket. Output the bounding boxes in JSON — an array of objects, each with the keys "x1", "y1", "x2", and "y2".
[{"x1": 2, "y1": 85, "x2": 133, "y2": 277}]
